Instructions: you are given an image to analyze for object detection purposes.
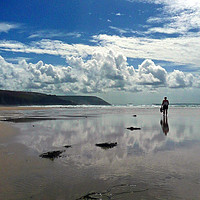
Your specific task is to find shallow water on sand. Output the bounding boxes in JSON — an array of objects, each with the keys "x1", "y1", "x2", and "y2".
[{"x1": 1, "y1": 107, "x2": 200, "y2": 200}]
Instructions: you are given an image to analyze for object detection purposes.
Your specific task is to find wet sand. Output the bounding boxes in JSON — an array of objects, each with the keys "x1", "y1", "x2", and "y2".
[
  {"x1": 1, "y1": 106, "x2": 200, "y2": 199},
  {"x1": 0, "y1": 106, "x2": 50, "y2": 111},
  {"x1": 0, "y1": 121, "x2": 18, "y2": 140}
]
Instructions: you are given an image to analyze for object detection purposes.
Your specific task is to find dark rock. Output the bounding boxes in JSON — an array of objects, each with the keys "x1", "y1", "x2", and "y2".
[
  {"x1": 127, "y1": 127, "x2": 141, "y2": 131},
  {"x1": 96, "y1": 142, "x2": 117, "y2": 149},
  {"x1": 76, "y1": 192, "x2": 99, "y2": 200},
  {"x1": 64, "y1": 145, "x2": 72, "y2": 148},
  {"x1": 133, "y1": 115, "x2": 137, "y2": 117},
  {"x1": 39, "y1": 150, "x2": 65, "y2": 160}
]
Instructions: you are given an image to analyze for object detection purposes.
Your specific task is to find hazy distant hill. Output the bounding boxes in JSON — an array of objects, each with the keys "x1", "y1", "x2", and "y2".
[
  {"x1": 59, "y1": 96, "x2": 110, "y2": 105},
  {"x1": 0, "y1": 90, "x2": 110, "y2": 106}
]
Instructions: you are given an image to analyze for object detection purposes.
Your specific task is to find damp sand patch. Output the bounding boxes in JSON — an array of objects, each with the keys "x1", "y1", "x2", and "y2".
[{"x1": 1, "y1": 115, "x2": 95, "y2": 123}]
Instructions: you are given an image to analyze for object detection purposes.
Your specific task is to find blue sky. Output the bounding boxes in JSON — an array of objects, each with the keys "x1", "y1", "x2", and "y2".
[{"x1": 0, "y1": 0, "x2": 200, "y2": 104}]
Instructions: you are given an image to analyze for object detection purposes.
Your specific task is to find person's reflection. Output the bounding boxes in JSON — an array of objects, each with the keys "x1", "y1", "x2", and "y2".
[{"x1": 160, "y1": 115, "x2": 169, "y2": 135}]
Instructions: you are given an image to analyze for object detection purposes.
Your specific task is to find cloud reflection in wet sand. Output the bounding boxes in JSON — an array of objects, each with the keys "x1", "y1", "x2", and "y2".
[
  {"x1": 3, "y1": 107, "x2": 200, "y2": 199},
  {"x1": 14, "y1": 107, "x2": 200, "y2": 165}
]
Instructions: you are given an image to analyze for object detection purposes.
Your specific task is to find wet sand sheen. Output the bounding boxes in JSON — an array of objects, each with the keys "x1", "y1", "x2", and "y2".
[
  {"x1": 0, "y1": 106, "x2": 200, "y2": 199},
  {"x1": 0, "y1": 106, "x2": 50, "y2": 111}
]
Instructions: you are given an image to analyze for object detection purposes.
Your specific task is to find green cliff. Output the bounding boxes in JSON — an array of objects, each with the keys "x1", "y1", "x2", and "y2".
[{"x1": 0, "y1": 90, "x2": 110, "y2": 106}]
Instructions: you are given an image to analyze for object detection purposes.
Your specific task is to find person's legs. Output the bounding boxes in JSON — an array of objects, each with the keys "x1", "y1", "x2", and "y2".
[
  {"x1": 163, "y1": 105, "x2": 168, "y2": 116},
  {"x1": 165, "y1": 105, "x2": 168, "y2": 116}
]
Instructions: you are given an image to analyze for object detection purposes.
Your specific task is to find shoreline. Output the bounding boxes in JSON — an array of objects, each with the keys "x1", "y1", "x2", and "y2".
[{"x1": 0, "y1": 106, "x2": 50, "y2": 111}]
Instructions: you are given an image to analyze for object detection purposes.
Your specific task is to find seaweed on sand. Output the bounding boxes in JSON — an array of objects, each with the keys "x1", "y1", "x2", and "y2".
[
  {"x1": 127, "y1": 127, "x2": 141, "y2": 131},
  {"x1": 95, "y1": 142, "x2": 117, "y2": 150},
  {"x1": 39, "y1": 150, "x2": 65, "y2": 160},
  {"x1": 76, "y1": 184, "x2": 149, "y2": 199}
]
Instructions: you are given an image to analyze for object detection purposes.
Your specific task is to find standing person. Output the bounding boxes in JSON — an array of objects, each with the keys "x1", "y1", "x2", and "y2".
[{"x1": 162, "y1": 97, "x2": 169, "y2": 116}]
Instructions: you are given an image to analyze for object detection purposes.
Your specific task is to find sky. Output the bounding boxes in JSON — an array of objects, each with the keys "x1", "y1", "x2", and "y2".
[{"x1": 0, "y1": 0, "x2": 200, "y2": 105}]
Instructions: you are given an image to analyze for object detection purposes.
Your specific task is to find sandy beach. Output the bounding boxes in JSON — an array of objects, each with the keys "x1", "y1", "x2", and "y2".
[
  {"x1": 1, "y1": 106, "x2": 200, "y2": 200},
  {"x1": 0, "y1": 106, "x2": 51, "y2": 111}
]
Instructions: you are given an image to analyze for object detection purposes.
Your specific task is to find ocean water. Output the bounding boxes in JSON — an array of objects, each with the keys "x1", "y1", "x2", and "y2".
[{"x1": 1, "y1": 106, "x2": 200, "y2": 199}]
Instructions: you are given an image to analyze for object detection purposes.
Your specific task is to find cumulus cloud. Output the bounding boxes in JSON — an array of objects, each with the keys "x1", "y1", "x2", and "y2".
[
  {"x1": 66, "y1": 51, "x2": 139, "y2": 93},
  {"x1": 0, "y1": 55, "x2": 27, "y2": 89},
  {"x1": 1, "y1": 52, "x2": 199, "y2": 95},
  {"x1": 167, "y1": 70, "x2": 194, "y2": 88},
  {"x1": 138, "y1": 59, "x2": 167, "y2": 85}
]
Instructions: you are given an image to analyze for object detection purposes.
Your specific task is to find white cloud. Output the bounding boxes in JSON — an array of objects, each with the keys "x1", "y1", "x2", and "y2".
[
  {"x1": 5, "y1": 57, "x2": 32, "y2": 63},
  {"x1": 127, "y1": 0, "x2": 200, "y2": 36},
  {"x1": 128, "y1": 0, "x2": 200, "y2": 12},
  {"x1": 28, "y1": 30, "x2": 81, "y2": 39},
  {"x1": 0, "y1": 55, "x2": 28, "y2": 89},
  {"x1": 1, "y1": 33, "x2": 200, "y2": 67},
  {"x1": 1, "y1": 52, "x2": 199, "y2": 95},
  {"x1": 138, "y1": 59, "x2": 167, "y2": 85},
  {"x1": 66, "y1": 51, "x2": 139, "y2": 93},
  {"x1": 0, "y1": 40, "x2": 25, "y2": 49},
  {"x1": 3, "y1": 1, "x2": 199, "y2": 70},
  {"x1": 116, "y1": 13, "x2": 123, "y2": 16},
  {"x1": 0, "y1": 22, "x2": 19, "y2": 33},
  {"x1": 93, "y1": 34, "x2": 200, "y2": 67},
  {"x1": 147, "y1": 27, "x2": 180, "y2": 35},
  {"x1": 109, "y1": 26, "x2": 128, "y2": 34},
  {"x1": 145, "y1": 0, "x2": 200, "y2": 35},
  {"x1": 0, "y1": 39, "x2": 107, "y2": 58},
  {"x1": 167, "y1": 70, "x2": 194, "y2": 88}
]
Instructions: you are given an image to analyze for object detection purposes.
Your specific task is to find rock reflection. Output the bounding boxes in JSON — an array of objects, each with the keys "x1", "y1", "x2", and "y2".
[{"x1": 96, "y1": 142, "x2": 117, "y2": 150}]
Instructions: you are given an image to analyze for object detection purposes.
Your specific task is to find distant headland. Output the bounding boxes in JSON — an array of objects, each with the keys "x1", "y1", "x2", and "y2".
[{"x1": 0, "y1": 90, "x2": 110, "y2": 106}]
